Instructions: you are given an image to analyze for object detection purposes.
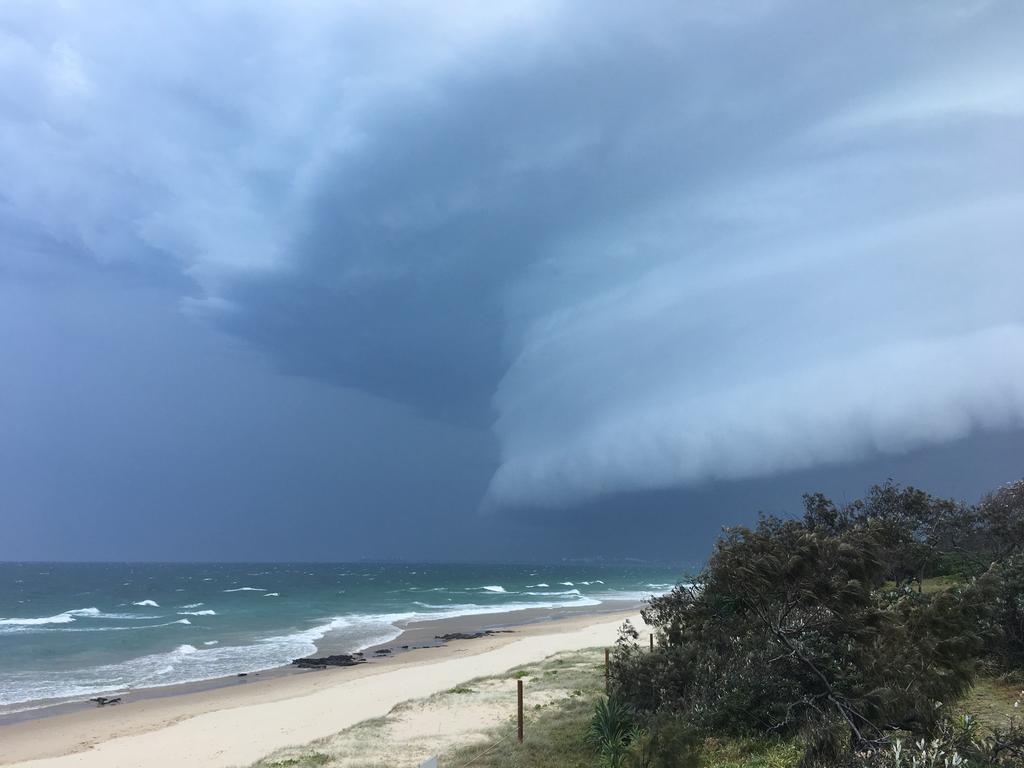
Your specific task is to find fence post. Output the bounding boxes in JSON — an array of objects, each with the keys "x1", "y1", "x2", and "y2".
[
  {"x1": 517, "y1": 678, "x2": 524, "y2": 743},
  {"x1": 650, "y1": 633, "x2": 654, "y2": 651},
  {"x1": 604, "y1": 647, "x2": 610, "y2": 693}
]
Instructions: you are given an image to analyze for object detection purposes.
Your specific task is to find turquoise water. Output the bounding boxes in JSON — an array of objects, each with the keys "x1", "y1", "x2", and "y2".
[{"x1": 0, "y1": 562, "x2": 681, "y2": 709}]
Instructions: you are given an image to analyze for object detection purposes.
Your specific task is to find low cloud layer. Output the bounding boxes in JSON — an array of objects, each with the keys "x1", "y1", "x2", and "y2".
[{"x1": 2, "y1": 1, "x2": 1023, "y2": 511}]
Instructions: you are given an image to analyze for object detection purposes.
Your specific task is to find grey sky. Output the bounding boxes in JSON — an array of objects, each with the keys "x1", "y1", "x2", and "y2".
[{"x1": 1, "y1": 1, "x2": 1022, "y2": 561}]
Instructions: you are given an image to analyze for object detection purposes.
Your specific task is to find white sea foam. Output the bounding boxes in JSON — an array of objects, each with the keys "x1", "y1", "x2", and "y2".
[
  {"x1": 263, "y1": 593, "x2": 280, "y2": 597},
  {"x1": 559, "y1": 582, "x2": 575, "y2": 586},
  {"x1": 222, "y1": 587, "x2": 266, "y2": 592},
  {"x1": 0, "y1": 607, "x2": 100, "y2": 626},
  {"x1": 410, "y1": 594, "x2": 602, "y2": 619},
  {"x1": 524, "y1": 589, "x2": 581, "y2": 596},
  {"x1": 203, "y1": 641, "x2": 219, "y2": 646},
  {"x1": 0, "y1": 617, "x2": 199, "y2": 636},
  {"x1": 526, "y1": 583, "x2": 549, "y2": 588},
  {"x1": 179, "y1": 603, "x2": 204, "y2": 609},
  {"x1": 479, "y1": 585, "x2": 507, "y2": 593},
  {"x1": 133, "y1": 600, "x2": 160, "y2": 607},
  {"x1": 177, "y1": 610, "x2": 216, "y2": 616}
]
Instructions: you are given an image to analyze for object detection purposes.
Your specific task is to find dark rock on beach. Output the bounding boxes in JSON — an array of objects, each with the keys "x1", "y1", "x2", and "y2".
[
  {"x1": 434, "y1": 629, "x2": 514, "y2": 642},
  {"x1": 89, "y1": 696, "x2": 122, "y2": 706},
  {"x1": 292, "y1": 653, "x2": 367, "y2": 669}
]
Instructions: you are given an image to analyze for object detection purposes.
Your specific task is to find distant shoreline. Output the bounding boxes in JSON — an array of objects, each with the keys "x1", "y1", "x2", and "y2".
[{"x1": 0, "y1": 600, "x2": 642, "y2": 765}]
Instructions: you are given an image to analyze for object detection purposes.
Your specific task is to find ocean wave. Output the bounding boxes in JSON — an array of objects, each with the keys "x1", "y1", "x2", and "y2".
[
  {"x1": 409, "y1": 594, "x2": 602, "y2": 618},
  {"x1": 0, "y1": 617, "x2": 201, "y2": 636},
  {"x1": 0, "y1": 607, "x2": 100, "y2": 626},
  {"x1": 133, "y1": 600, "x2": 160, "y2": 607},
  {"x1": 177, "y1": 610, "x2": 216, "y2": 616},
  {"x1": 179, "y1": 603, "x2": 204, "y2": 609},
  {"x1": 559, "y1": 582, "x2": 575, "y2": 586},
  {"x1": 222, "y1": 587, "x2": 266, "y2": 592},
  {"x1": 478, "y1": 585, "x2": 507, "y2": 593},
  {"x1": 263, "y1": 593, "x2": 280, "y2": 597},
  {"x1": 524, "y1": 589, "x2": 581, "y2": 596},
  {"x1": 526, "y1": 583, "x2": 549, "y2": 588}
]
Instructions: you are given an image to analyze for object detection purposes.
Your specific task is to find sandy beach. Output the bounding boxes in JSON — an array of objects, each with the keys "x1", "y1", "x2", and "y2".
[{"x1": 0, "y1": 607, "x2": 643, "y2": 768}]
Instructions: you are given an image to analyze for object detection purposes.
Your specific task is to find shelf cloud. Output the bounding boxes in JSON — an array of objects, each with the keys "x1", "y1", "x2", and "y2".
[{"x1": 2, "y1": 0, "x2": 1023, "y2": 512}]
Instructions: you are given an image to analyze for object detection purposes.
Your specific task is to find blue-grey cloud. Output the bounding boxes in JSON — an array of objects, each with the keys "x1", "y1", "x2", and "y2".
[{"x1": 2, "y1": 0, "x2": 1022, "y2": 513}]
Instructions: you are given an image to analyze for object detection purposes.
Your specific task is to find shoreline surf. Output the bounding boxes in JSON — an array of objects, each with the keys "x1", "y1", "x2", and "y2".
[
  {"x1": 0, "y1": 606, "x2": 643, "y2": 767},
  {"x1": 0, "y1": 562, "x2": 680, "y2": 714},
  {"x1": 0, "y1": 596, "x2": 646, "y2": 725}
]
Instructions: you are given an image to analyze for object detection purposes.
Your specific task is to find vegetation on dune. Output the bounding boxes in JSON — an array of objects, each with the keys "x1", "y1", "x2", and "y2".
[{"x1": 610, "y1": 478, "x2": 1024, "y2": 767}]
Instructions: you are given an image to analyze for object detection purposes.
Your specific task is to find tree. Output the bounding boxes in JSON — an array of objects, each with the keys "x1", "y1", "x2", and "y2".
[{"x1": 978, "y1": 480, "x2": 1024, "y2": 560}]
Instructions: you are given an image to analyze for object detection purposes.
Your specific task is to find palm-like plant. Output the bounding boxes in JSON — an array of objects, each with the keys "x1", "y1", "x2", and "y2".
[{"x1": 587, "y1": 697, "x2": 634, "y2": 768}]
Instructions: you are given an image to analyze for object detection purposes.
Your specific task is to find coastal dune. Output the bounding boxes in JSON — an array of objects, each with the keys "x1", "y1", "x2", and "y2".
[{"x1": 1, "y1": 610, "x2": 641, "y2": 768}]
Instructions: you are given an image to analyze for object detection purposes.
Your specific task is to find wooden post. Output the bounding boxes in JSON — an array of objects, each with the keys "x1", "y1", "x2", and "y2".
[
  {"x1": 516, "y1": 678, "x2": 524, "y2": 743},
  {"x1": 650, "y1": 633, "x2": 654, "y2": 651},
  {"x1": 604, "y1": 647, "x2": 610, "y2": 693}
]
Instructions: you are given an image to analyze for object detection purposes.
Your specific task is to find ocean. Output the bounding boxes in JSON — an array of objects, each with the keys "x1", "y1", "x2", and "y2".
[{"x1": 0, "y1": 562, "x2": 681, "y2": 711}]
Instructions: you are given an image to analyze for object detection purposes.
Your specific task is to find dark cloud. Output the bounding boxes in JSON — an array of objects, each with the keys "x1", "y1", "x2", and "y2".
[{"x1": 0, "y1": 0, "x2": 1022, "y2": 559}]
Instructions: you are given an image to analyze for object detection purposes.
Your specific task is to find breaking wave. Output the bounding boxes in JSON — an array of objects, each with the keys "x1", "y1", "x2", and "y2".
[{"x1": 0, "y1": 608, "x2": 101, "y2": 626}]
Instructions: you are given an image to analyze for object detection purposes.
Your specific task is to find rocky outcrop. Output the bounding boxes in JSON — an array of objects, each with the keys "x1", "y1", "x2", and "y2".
[
  {"x1": 434, "y1": 629, "x2": 513, "y2": 642},
  {"x1": 292, "y1": 652, "x2": 366, "y2": 669}
]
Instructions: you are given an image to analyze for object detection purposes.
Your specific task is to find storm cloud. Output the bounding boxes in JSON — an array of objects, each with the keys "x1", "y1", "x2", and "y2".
[{"x1": 2, "y1": 0, "x2": 1023, "y2": 517}]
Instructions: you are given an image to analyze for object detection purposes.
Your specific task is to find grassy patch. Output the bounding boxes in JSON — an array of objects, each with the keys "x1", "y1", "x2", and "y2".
[
  {"x1": 700, "y1": 737, "x2": 803, "y2": 768},
  {"x1": 920, "y1": 575, "x2": 962, "y2": 593},
  {"x1": 959, "y1": 676, "x2": 1022, "y2": 729},
  {"x1": 443, "y1": 695, "x2": 597, "y2": 768},
  {"x1": 447, "y1": 685, "x2": 475, "y2": 694}
]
